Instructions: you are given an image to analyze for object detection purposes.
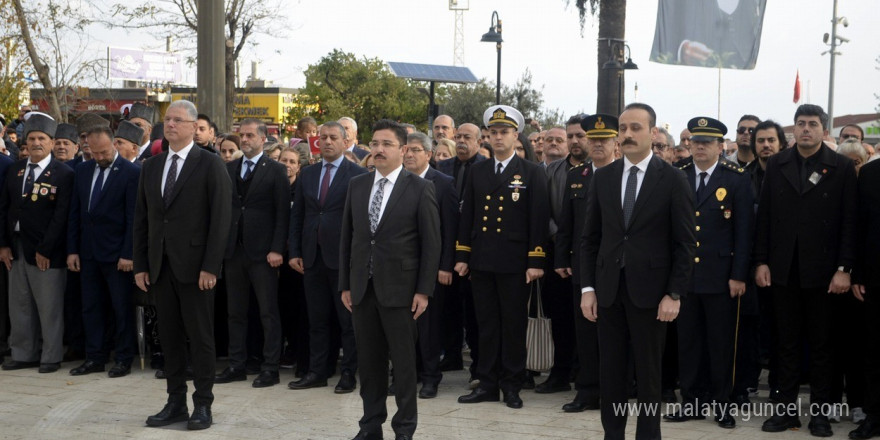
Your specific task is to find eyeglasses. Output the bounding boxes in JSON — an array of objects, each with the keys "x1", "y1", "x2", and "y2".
[
  {"x1": 652, "y1": 143, "x2": 669, "y2": 150},
  {"x1": 163, "y1": 117, "x2": 195, "y2": 125},
  {"x1": 408, "y1": 147, "x2": 425, "y2": 153},
  {"x1": 736, "y1": 127, "x2": 755, "y2": 135},
  {"x1": 366, "y1": 165, "x2": 376, "y2": 171}
]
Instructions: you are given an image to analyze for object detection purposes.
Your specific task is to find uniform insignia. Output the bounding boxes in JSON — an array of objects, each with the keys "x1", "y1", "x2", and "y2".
[
  {"x1": 595, "y1": 117, "x2": 605, "y2": 129},
  {"x1": 16, "y1": 170, "x2": 23, "y2": 177},
  {"x1": 39, "y1": 188, "x2": 48, "y2": 196},
  {"x1": 582, "y1": 167, "x2": 589, "y2": 176},
  {"x1": 809, "y1": 172, "x2": 822, "y2": 185},
  {"x1": 512, "y1": 192, "x2": 520, "y2": 202},
  {"x1": 31, "y1": 194, "x2": 38, "y2": 202},
  {"x1": 49, "y1": 195, "x2": 55, "y2": 200},
  {"x1": 724, "y1": 209, "x2": 731, "y2": 219},
  {"x1": 513, "y1": 174, "x2": 521, "y2": 180},
  {"x1": 822, "y1": 168, "x2": 828, "y2": 174},
  {"x1": 50, "y1": 187, "x2": 56, "y2": 194},
  {"x1": 698, "y1": 118, "x2": 708, "y2": 127},
  {"x1": 511, "y1": 178, "x2": 524, "y2": 186},
  {"x1": 715, "y1": 188, "x2": 727, "y2": 201},
  {"x1": 571, "y1": 184, "x2": 577, "y2": 189},
  {"x1": 492, "y1": 109, "x2": 506, "y2": 120},
  {"x1": 44, "y1": 171, "x2": 51, "y2": 177}
]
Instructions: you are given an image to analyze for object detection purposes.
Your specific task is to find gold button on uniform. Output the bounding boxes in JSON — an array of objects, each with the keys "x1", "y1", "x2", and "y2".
[
  {"x1": 497, "y1": 217, "x2": 502, "y2": 222},
  {"x1": 486, "y1": 195, "x2": 491, "y2": 200},
  {"x1": 696, "y1": 241, "x2": 700, "y2": 247},
  {"x1": 497, "y1": 228, "x2": 501, "y2": 233},
  {"x1": 696, "y1": 226, "x2": 701, "y2": 232},
  {"x1": 484, "y1": 206, "x2": 489, "y2": 211},
  {"x1": 482, "y1": 227, "x2": 487, "y2": 232},
  {"x1": 483, "y1": 216, "x2": 488, "y2": 221},
  {"x1": 696, "y1": 211, "x2": 700, "y2": 217},
  {"x1": 498, "y1": 206, "x2": 503, "y2": 211},
  {"x1": 499, "y1": 196, "x2": 504, "y2": 201},
  {"x1": 694, "y1": 257, "x2": 700, "y2": 263}
]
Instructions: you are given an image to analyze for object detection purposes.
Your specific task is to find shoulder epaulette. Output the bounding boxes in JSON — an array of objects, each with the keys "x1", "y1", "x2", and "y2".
[{"x1": 679, "y1": 161, "x2": 693, "y2": 170}]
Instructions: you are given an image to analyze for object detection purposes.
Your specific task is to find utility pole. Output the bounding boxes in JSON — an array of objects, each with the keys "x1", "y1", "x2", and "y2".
[
  {"x1": 827, "y1": 0, "x2": 839, "y2": 131},
  {"x1": 197, "y1": 0, "x2": 226, "y2": 132}
]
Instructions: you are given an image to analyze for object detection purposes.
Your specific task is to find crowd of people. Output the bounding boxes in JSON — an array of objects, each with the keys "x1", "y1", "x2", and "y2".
[{"x1": 1, "y1": 99, "x2": 880, "y2": 440}]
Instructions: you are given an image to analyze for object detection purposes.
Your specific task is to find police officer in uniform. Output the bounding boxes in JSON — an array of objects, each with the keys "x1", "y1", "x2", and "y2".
[
  {"x1": 555, "y1": 113, "x2": 619, "y2": 412},
  {"x1": 455, "y1": 105, "x2": 549, "y2": 409},
  {"x1": 663, "y1": 117, "x2": 753, "y2": 428}
]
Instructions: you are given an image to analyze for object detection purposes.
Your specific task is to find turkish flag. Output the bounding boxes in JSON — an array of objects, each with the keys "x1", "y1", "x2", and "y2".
[
  {"x1": 308, "y1": 136, "x2": 320, "y2": 154},
  {"x1": 793, "y1": 70, "x2": 801, "y2": 103}
]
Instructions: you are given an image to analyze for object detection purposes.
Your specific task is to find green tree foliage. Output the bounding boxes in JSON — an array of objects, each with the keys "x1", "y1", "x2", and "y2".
[
  {"x1": 297, "y1": 49, "x2": 427, "y2": 142},
  {"x1": 0, "y1": 15, "x2": 30, "y2": 120}
]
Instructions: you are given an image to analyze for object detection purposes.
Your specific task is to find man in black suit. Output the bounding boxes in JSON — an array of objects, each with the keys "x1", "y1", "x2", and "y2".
[
  {"x1": 755, "y1": 104, "x2": 857, "y2": 437},
  {"x1": 580, "y1": 103, "x2": 696, "y2": 440},
  {"x1": 555, "y1": 113, "x2": 619, "y2": 412},
  {"x1": 0, "y1": 146, "x2": 14, "y2": 361},
  {"x1": 340, "y1": 119, "x2": 441, "y2": 440},
  {"x1": 456, "y1": 105, "x2": 549, "y2": 409},
  {"x1": 214, "y1": 118, "x2": 289, "y2": 388},
  {"x1": 663, "y1": 117, "x2": 753, "y2": 429},
  {"x1": 133, "y1": 100, "x2": 231, "y2": 431},
  {"x1": 338, "y1": 117, "x2": 369, "y2": 160},
  {"x1": 851, "y1": 155, "x2": 880, "y2": 440},
  {"x1": 403, "y1": 131, "x2": 458, "y2": 398},
  {"x1": 435, "y1": 122, "x2": 484, "y2": 378},
  {"x1": 67, "y1": 125, "x2": 140, "y2": 378},
  {"x1": 127, "y1": 103, "x2": 155, "y2": 162},
  {"x1": 0, "y1": 113, "x2": 74, "y2": 374},
  {"x1": 289, "y1": 121, "x2": 367, "y2": 392}
]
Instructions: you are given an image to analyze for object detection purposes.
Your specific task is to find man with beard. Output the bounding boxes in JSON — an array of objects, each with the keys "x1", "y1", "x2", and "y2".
[
  {"x1": 67, "y1": 125, "x2": 140, "y2": 378},
  {"x1": 432, "y1": 115, "x2": 455, "y2": 144},
  {"x1": 555, "y1": 113, "x2": 619, "y2": 412},
  {"x1": 755, "y1": 104, "x2": 857, "y2": 437},
  {"x1": 537, "y1": 117, "x2": 588, "y2": 394},
  {"x1": 435, "y1": 122, "x2": 484, "y2": 378},
  {"x1": 726, "y1": 115, "x2": 760, "y2": 167}
]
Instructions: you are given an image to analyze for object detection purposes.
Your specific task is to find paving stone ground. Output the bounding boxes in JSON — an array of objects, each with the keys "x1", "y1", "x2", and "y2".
[{"x1": 0, "y1": 359, "x2": 862, "y2": 439}]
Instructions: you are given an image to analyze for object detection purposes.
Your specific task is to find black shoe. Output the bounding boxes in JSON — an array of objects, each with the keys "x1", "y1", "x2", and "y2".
[
  {"x1": 809, "y1": 415, "x2": 833, "y2": 437},
  {"x1": 419, "y1": 382, "x2": 438, "y2": 399},
  {"x1": 661, "y1": 388, "x2": 678, "y2": 403},
  {"x1": 395, "y1": 435, "x2": 411, "y2": 440},
  {"x1": 521, "y1": 375, "x2": 535, "y2": 390},
  {"x1": 458, "y1": 388, "x2": 500, "y2": 404},
  {"x1": 252, "y1": 370, "x2": 280, "y2": 388},
  {"x1": 503, "y1": 390, "x2": 523, "y2": 409},
  {"x1": 762, "y1": 415, "x2": 802, "y2": 432},
  {"x1": 663, "y1": 409, "x2": 706, "y2": 422},
  {"x1": 717, "y1": 412, "x2": 736, "y2": 429},
  {"x1": 69, "y1": 360, "x2": 105, "y2": 376},
  {"x1": 150, "y1": 353, "x2": 164, "y2": 370},
  {"x1": 335, "y1": 370, "x2": 356, "y2": 394},
  {"x1": 1, "y1": 359, "x2": 39, "y2": 370},
  {"x1": 187, "y1": 405, "x2": 212, "y2": 430},
  {"x1": 214, "y1": 366, "x2": 247, "y2": 384},
  {"x1": 562, "y1": 393, "x2": 600, "y2": 413},
  {"x1": 850, "y1": 418, "x2": 880, "y2": 439},
  {"x1": 288, "y1": 372, "x2": 327, "y2": 390},
  {"x1": 155, "y1": 369, "x2": 166, "y2": 379},
  {"x1": 108, "y1": 363, "x2": 131, "y2": 378},
  {"x1": 39, "y1": 363, "x2": 60, "y2": 373},
  {"x1": 438, "y1": 356, "x2": 463, "y2": 372},
  {"x1": 534, "y1": 376, "x2": 571, "y2": 394},
  {"x1": 352, "y1": 431, "x2": 383, "y2": 440},
  {"x1": 146, "y1": 402, "x2": 189, "y2": 427}
]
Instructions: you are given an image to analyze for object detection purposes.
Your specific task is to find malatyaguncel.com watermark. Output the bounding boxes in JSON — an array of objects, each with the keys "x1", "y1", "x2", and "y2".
[{"x1": 613, "y1": 399, "x2": 849, "y2": 422}]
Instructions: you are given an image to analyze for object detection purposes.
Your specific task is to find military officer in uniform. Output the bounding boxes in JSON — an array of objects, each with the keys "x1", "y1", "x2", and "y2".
[
  {"x1": 663, "y1": 117, "x2": 753, "y2": 428},
  {"x1": 555, "y1": 113, "x2": 619, "y2": 412},
  {"x1": 455, "y1": 105, "x2": 549, "y2": 409}
]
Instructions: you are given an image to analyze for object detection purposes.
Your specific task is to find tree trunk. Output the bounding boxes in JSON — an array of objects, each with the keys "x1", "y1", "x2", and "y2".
[
  {"x1": 224, "y1": 44, "x2": 234, "y2": 133},
  {"x1": 596, "y1": 0, "x2": 626, "y2": 115},
  {"x1": 11, "y1": 0, "x2": 62, "y2": 121}
]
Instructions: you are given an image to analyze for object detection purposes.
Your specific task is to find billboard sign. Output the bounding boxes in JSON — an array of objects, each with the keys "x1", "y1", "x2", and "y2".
[{"x1": 108, "y1": 47, "x2": 183, "y2": 83}]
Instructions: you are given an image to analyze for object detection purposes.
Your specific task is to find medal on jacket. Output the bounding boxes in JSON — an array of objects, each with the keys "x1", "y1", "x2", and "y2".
[
  {"x1": 715, "y1": 188, "x2": 727, "y2": 201},
  {"x1": 510, "y1": 175, "x2": 524, "y2": 202},
  {"x1": 809, "y1": 171, "x2": 822, "y2": 185},
  {"x1": 724, "y1": 209, "x2": 732, "y2": 219}
]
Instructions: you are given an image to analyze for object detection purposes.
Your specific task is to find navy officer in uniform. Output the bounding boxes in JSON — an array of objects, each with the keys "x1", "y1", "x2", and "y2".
[
  {"x1": 555, "y1": 113, "x2": 619, "y2": 412},
  {"x1": 663, "y1": 117, "x2": 753, "y2": 428},
  {"x1": 455, "y1": 105, "x2": 549, "y2": 409}
]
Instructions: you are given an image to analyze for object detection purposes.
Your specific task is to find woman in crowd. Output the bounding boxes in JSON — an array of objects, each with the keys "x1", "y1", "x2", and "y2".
[
  {"x1": 264, "y1": 142, "x2": 283, "y2": 161},
  {"x1": 435, "y1": 138, "x2": 455, "y2": 162},
  {"x1": 515, "y1": 132, "x2": 536, "y2": 162},
  {"x1": 839, "y1": 138, "x2": 867, "y2": 175},
  {"x1": 359, "y1": 152, "x2": 376, "y2": 171},
  {"x1": 217, "y1": 133, "x2": 243, "y2": 163}
]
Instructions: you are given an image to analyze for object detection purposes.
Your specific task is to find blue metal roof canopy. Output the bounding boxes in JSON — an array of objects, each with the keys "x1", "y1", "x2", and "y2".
[{"x1": 387, "y1": 62, "x2": 478, "y2": 134}]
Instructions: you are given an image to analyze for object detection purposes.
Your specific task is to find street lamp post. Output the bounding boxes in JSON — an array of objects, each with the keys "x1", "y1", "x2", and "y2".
[
  {"x1": 481, "y1": 11, "x2": 503, "y2": 105},
  {"x1": 601, "y1": 39, "x2": 638, "y2": 116}
]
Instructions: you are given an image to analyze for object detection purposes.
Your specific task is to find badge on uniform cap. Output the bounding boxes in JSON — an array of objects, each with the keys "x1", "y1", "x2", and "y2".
[
  {"x1": 595, "y1": 117, "x2": 605, "y2": 129},
  {"x1": 493, "y1": 108, "x2": 506, "y2": 121},
  {"x1": 716, "y1": 188, "x2": 727, "y2": 201},
  {"x1": 698, "y1": 118, "x2": 708, "y2": 127}
]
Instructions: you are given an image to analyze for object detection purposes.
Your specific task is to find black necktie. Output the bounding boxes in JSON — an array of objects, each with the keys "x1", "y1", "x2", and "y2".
[
  {"x1": 696, "y1": 171, "x2": 707, "y2": 200},
  {"x1": 496, "y1": 162, "x2": 503, "y2": 175},
  {"x1": 243, "y1": 159, "x2": 254, "y2": 180},
  {"x1": 163, "y1": 154, "x2": 179, "y2": 207},
  {"x1": 623, "y1": 166, "x2": 639, "y2": 227},
  {"x1": 23, "y1": 163, "x2": 38, "y2": 197},
  {"x1": 455, "y1": 161, "x2": 466, "y2": 196},
  {"x1": 89, "y1": 166, "x2": 106, "y2": 212}
]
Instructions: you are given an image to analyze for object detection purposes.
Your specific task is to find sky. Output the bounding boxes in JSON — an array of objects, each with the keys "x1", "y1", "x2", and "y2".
[{"x1": 85, "y1": 0, "x2": 879, "y2": 135}]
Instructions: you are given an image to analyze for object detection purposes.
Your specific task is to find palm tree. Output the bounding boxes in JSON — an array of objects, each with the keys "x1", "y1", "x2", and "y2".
[{"x1": 573, "y1": 0, "x2": 627, "y2": 115}]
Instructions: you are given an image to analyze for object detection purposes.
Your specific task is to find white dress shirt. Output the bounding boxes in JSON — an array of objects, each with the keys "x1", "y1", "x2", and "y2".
[
  {"x1": 369, "y1": 165, "x2": 403, "y2": 223},
  {"x1": 15, "y1": 154, "x2": 53, "y2": 231},
  {"x1": 240, "y1": 152, "x2": 264, "y2": 179},
  {"x1": 494, "y1": 154, "x2": 515, "y2": 175},
  {"x1": 162, "y1": 142, "x2": 194, "y2": 196},
  {"x1": 694, "y1": 160, "x2": 718, "y2": 192}
]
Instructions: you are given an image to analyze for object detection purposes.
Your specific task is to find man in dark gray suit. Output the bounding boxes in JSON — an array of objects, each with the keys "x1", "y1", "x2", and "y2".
[
  {"x1": 133, "y1": 100, "x2": 231, "y2": 431},
  {"x1": 340, "y1": 119, "x2": 441, "y2": 440}
]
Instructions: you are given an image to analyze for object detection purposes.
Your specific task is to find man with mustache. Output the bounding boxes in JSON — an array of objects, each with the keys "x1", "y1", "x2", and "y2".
[
  {"x1": 555, "y1": 113, "x2": 619, "y2": 412},
  {"x1": 435, "y1": 122, "x2": 484, "y2": 378},
  {"x1": 726, "y1": 115, "x2": 760, "y2": 168},
  {"x1": 755, "y1": 104, "x2": 857, "y2": 437},
  {"x1": 580, "y1": 103, "x2": 695, "y2": 440}
]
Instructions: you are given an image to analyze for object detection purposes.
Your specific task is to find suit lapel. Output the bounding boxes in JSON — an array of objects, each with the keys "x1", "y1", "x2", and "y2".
[
  {"x1": 375, "y1": 170, "x2": 410, "y2": 234},
  {"x1": 490, "y1": 155, "x2": 520, "y2": 193},
  {"x1": 629, "y1": 156, "x2": 664, "y2": 230},
  {"x1": 326, "y1": 160, "x2": 350, "y2": 203},
  {"x1": 802, "y1": 145, "x2": 837, "y2": 195},
  {"x1": 165, "y1": 146, "x2": 201, "y2": 208},
  {"x1": 608, "y1": 160, "x2": 625, "y2": 228},
  {"x1": 698, "y1": 169, "x2": 724, "y2": 207},
  {"x1": 244, "y1": 156, "x2": 269, "y2": 203},
  {"x1": 92, "y1": 156, "x2": 124, "y2": 211},
  {"x1": 778, "y1": 149, "x2": 800, "y2": 193}
]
